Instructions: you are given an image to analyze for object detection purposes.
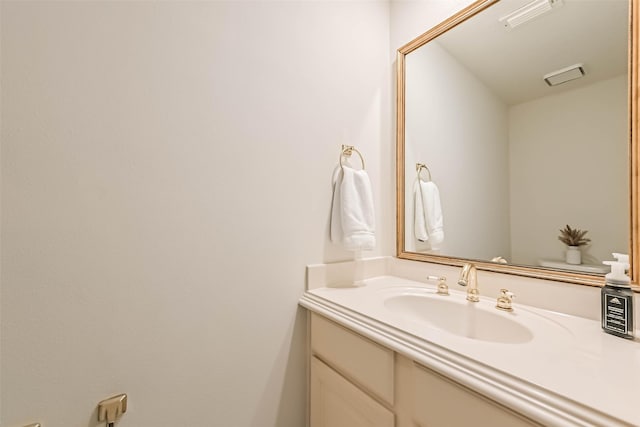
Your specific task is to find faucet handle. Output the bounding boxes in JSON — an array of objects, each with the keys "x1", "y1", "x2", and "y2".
[
  {"x1": 427, "y1": 275, "x2": 449, "y2": 296},
  {"x1": 496, "y1": 289, "x2": 515, "y2": 312}
]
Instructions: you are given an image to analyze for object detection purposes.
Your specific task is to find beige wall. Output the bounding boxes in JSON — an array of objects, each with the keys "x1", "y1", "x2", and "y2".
[
  {"x1": 0, "y1": 2, "x2": 391, "y2": 426},
  {"x1": 389, "y1": 0, "x2": 474, "y2": 54}
]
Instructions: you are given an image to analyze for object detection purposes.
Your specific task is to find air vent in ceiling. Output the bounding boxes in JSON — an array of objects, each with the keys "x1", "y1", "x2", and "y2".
[{"x1": 543, "y1": 63, "x2": 585, "y2": 86}]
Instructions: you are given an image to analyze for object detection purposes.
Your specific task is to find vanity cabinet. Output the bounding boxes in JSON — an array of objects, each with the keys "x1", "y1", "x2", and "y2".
[
  {"x1": 309, "y1": 312, "x2": 542, "y2": 427},
  {"x1": 310, "y1": 357, "x2": 394, "y2": 427},
  {"x1": 310, "y1": 313, "x2": 394, "y2": 427},
  {"x1": 411, "y1": 362, "x2": 540, "y2": 427}
]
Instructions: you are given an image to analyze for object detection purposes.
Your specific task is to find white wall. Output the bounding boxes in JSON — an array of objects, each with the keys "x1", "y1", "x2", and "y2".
[
  {"x1": 509, "y1": 75, "x2": 629, "y2": 266},
  {"x1": 390, "y1": 0, "x2": 474, "y2": 55},
  {"x1": 0, "y1": 2, "x2": 391, "y2": 426},
  {"x1": 403, "y1": 41, "x2": 510, "y2": 259}
]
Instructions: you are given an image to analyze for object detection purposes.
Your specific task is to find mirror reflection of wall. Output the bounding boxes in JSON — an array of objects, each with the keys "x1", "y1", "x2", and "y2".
[{"x1": 403, "y1": 0, "x2": 629, "y2": 270}]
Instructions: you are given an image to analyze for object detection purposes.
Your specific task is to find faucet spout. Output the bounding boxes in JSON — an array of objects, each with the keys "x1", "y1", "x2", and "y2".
[{"x1": 458, "y1": 263, "x2": 480, "y2": 302}]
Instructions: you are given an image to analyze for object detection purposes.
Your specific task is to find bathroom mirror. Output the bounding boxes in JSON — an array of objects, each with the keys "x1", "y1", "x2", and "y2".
[{"x1": 396, "y1": 0, "x2": 640, "y2": 286}]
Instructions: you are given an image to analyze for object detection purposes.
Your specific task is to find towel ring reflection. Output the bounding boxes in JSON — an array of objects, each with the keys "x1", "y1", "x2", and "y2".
[
  {"x1": 416, "y1": 163, "x2": 432, "y2": 181},
  {"x1": 340, "y1": 145, "x2": 365, "y2": 170}
]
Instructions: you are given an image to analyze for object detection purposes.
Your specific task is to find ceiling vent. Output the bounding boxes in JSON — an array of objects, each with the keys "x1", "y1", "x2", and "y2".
[
  {"x1": 499, "y1": 0, "x2": 563, "y2": 30},
  {"x1": 543, "y1": 63, "x2": 585, "y2": 86}
]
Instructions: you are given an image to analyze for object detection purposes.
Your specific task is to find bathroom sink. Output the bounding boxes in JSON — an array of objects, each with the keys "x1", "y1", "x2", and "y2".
[{"x1": 384, "y1": 293, "x2": 534, "y2": 344}]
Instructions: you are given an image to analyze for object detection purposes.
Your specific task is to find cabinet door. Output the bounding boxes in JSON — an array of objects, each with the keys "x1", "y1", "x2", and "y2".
[
  {"x1": 311, "y1": 313, "x2": 394, "y2": 405},
  {"x1": 311, "y1": 356, "x2": 394, "y2": 427},
  {"x1": 412, "y1": 363, "x2": 541, "y2": 427}
]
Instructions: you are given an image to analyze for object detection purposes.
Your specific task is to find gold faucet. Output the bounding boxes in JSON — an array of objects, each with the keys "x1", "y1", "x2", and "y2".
[{"x1": 458, "y1": 263, "x2": 480, "y2": 302}]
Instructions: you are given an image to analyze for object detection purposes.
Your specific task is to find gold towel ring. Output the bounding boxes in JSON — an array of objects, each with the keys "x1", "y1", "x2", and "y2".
[
  {"x1": 416, "y1": 163, "x2": 432, "y2": 181},
  {"x1": 340, "y1": 145, "x2": 365, "y2": 170}
]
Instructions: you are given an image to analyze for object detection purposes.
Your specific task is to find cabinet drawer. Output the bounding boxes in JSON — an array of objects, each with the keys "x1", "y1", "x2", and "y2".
[
  {"x1": 412, "y1": 362, "x2": 541, "y2": 427},
  {"x1": 311, "y1": 313, "x2": 394, "y2": 405},
  {"x1": 311, "y1": 357, "x2": 394, "y2": 427}
]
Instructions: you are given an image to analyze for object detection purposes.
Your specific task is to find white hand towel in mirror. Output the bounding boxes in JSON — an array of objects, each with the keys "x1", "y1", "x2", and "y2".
[
  {"x1": 330, "y1": 166, "x2": 376, "y2": 251},
  {"x1": 415, "y1": 179, "x2": 444, "y2": 249},
  {"x1": 414, "y1": 180, "x2": 429, "y2": 242}
]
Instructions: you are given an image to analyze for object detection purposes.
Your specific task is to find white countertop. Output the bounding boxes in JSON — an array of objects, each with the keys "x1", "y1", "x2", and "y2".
[
  {"x1": 538, "y1": 259, "x2": 610, "y2": 274},
  {"x1": 299, "y1": 275, "x2": 640, "y2": 427}
]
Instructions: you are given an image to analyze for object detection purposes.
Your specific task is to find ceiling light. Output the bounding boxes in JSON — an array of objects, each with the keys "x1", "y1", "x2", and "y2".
[
  {"x1": 543, "y1": 64, "x2": 585, "y2": 86},
  {"x1": 499, "y1": 0, "x2": 563, "y2": 30}
]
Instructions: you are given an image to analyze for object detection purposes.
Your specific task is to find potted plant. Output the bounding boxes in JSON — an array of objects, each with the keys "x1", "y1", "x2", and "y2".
[{"x1": 558, "y1": 225, "x2": 591, "y2": 265}]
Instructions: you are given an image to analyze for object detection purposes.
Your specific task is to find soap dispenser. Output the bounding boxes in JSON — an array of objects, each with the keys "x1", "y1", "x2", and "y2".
[{"x1": 601, "y1": 253, "x2": 634, "y2": 339}]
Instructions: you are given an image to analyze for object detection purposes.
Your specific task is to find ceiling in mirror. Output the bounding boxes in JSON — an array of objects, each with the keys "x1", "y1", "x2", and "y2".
[
  {"x1": 396, "y1": 0, "x2": 634, "y2": 285},
  {"x1": 436, "y1": 0, "x2": 628, "y2": 105}
]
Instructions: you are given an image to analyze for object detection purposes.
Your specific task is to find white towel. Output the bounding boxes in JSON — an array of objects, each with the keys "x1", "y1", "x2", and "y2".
[
  {"x1": 414, "y1": 179, "x2": 444, "y2": 249},
  {"x1": 330, "y1": 166, "x2": 376, "y2": 251}
]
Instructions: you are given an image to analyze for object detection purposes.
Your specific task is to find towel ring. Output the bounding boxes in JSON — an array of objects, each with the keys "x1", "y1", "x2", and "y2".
[
  {"x1": 416, "y1": 163, "x2": 432, "y2": 181},
  {"x1": 340, "y1": 145, "x2": 365, "y2": 170}
]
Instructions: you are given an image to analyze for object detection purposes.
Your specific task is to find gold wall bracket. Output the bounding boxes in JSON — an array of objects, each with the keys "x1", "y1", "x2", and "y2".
[
  {"x1": 23, "y1": 424, "x2": 41, "y2": 427},
  {"x1": 416, "y1": 162, "x2": 432, "y2": 181},
  {"x1": 339, "y1": 145, "x2": 366, "y2": 170},
  {"x1": 98, "y1": 393, "x2": 128, "y2": 426}
]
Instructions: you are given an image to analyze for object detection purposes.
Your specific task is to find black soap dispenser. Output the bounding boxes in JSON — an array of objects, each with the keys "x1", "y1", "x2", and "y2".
[{"x1": 602, "y1": 253, "x2": 634, "y2": 339}]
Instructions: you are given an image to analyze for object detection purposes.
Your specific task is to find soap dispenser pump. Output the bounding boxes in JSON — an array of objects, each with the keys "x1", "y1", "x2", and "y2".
[{"x1": 601, "y1": 253, "x2": 634, "y2": 339}]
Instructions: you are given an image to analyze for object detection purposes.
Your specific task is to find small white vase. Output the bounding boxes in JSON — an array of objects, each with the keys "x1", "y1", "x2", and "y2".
[{"x1": 565, "y1": 246, "x2": 582, "y2": 265}]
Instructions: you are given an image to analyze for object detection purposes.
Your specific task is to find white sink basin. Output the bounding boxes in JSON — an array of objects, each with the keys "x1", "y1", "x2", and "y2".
[{"x1": 384, "y1": 292, "x2": 535, "y2": 344}]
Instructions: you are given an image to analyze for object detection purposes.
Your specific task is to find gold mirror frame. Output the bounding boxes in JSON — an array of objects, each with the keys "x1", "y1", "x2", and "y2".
[{"x1": 396, "y1": 0, "x2": 639, "y2": 287}]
